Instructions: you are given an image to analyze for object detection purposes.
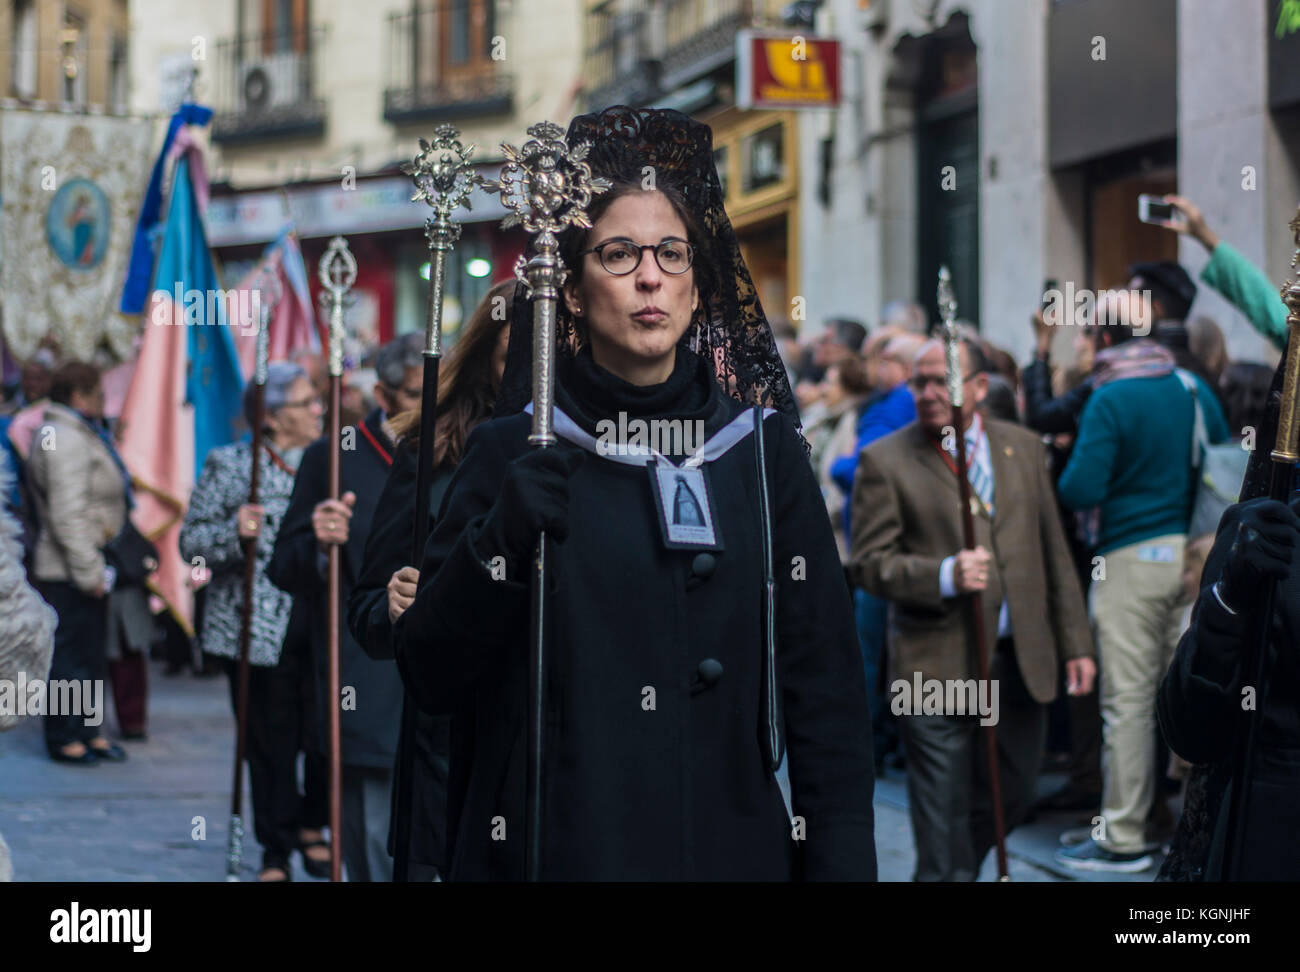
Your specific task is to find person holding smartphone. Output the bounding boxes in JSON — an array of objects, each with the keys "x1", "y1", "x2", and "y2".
[{"x1": 1148, "y1": 194, "x2": 1289, "y2": 352}]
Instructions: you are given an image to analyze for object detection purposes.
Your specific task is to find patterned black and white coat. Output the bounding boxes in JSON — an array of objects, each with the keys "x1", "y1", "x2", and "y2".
[
  {"x1": 0, "y1": 447, "x2": 57, "y2": 881},
  {"x1": 179, "y1": 441, "x2": 296, "y2": 668}
]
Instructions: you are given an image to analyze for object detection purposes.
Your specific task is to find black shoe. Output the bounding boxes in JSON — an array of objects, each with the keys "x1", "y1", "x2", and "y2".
[
  {"x1": 121, "y1": 730, "x2": 148, "y2": 742},
  {"x1": 259, "y1": 858, "x2": 292, "y2": 882},
  {"x1": 299, "y1": 836, "x2": 331, "y2": 879},
  {"x1": 50, "y1": 745, "x2": 99, "y2": 765},
  {"x1": 88, "y1": 741, "x2": 128, "y2": 762}
]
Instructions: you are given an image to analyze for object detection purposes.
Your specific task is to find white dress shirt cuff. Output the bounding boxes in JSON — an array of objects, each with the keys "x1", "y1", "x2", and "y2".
[{"x1": 939, "y1": 555, "x2": 957, "y2": 599}]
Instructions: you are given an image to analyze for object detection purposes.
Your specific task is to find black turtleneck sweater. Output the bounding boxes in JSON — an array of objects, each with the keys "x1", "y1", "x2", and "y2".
[{"x1": 554, "y1": 345, "x2": 735, "y2": 443}]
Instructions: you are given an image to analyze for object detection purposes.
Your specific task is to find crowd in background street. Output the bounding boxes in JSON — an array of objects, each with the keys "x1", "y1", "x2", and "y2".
[
  {"x1": 0, "y1": 192, "x2": 1291, "y2": 881},
  {"x1": 779, "y1": 193, "x2": 1284, "y2": 876}
]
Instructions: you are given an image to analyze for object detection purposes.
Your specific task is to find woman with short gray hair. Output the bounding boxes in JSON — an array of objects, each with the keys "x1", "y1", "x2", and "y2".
[{"x1": 179, "y1": 361, "x2": 329, "y2": 882}]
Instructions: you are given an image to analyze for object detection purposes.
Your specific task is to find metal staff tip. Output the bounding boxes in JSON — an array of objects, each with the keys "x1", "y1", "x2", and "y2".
[
  {"x1": 402, "y1": 125, "x2": 485, "y2": 358},
  {"x1": 250, "y1": 259, "x2": 284, "y2": 387},
  {"x1": 937, "y1": 264, "x2": 964, "y2": 409},
  {"x1": 318, "y1": 236, "x2": 357, "y2": 379}
]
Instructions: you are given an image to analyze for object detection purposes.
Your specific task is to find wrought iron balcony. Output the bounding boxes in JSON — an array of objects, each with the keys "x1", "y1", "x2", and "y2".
[
  {"x1": 210, "y1": 26, "x2": 327, "y2": 144},
  {"x1": 659, "y1": 0, "x2": 748, "y2": 89},
  {"x1": 384, "y1": 2, "x2": 513, "y2": 124},
  {"x1": 583, "y1": 0, "x2": 793, "y2": 108},
  {"x1": 583, "y1": 0, "x2": 659, "y2": 110}
]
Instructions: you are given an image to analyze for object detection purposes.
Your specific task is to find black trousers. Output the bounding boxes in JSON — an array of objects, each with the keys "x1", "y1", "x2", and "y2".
[
  {"x1": 37, "y1": 581, "x2": 108, "y2": 753},
  {"x1": 224, "y1": 637, "x2": 327, "y2": 869},
  {"x1": 898, "y1": 640, "x2": 1046, "y2": 881}
]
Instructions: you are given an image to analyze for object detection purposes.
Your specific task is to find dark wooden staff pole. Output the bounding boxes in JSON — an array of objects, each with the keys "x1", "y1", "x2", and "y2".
[
  {"x1": 391, "y1": 128, "x2": 483, "y2": 882},
  {"x1": 938, "y1": 265, "x2": 1009, "y2": 881},
  {"x1": 226, "y1": 265, "x2": 280, "y2": 880},
  {"x1": 319, "y1": 236, "x2": 358, "y2": 883},
  {"x1": 488, "y1": 122, "x2": 608, "y2": 881}
]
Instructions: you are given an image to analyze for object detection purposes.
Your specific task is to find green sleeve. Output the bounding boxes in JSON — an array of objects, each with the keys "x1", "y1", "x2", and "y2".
[{"x1": 1200, "y1": 242, "x2": 1288, "y2": 351}]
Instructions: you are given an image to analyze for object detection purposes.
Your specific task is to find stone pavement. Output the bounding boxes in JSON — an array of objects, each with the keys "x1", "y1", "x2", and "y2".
[
  {"x1": 874, "y1": 766, "x2": 1168, "y2": 882},
  {"x1": 0, "y1": 660, "x2": 1165, "y2": 882},
  {"x1": 0, "y1": 664, "x2": 304, "y2": 882}
]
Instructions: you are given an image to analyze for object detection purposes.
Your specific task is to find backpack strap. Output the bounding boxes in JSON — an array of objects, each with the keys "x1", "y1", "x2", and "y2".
[{"x1": 1175, "y1": 368, "x2": 1210, "y2": 469}]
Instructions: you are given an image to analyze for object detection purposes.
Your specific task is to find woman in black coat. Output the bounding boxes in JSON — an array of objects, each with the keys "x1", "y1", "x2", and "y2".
[{"x1": 393, "y1": 107, "x2": 876, "y2": 881}]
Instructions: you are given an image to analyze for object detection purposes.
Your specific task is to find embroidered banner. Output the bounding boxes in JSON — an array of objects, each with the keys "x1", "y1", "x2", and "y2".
[{"x1": 0, "y1": 109, "x2": 155, "y2": 362}]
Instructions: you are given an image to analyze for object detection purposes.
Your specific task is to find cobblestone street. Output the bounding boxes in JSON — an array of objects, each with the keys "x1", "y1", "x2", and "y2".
[
  {"x1": 0, "y1": 661, "x2": 1162, "y2": 883},
  {"x1": 0, "y1": 666, "x2": 303, "y2": 882}
]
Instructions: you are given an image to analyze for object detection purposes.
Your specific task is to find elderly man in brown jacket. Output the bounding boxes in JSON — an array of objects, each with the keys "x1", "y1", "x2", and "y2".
[{"x1": 850, "y1": 338, "x2": 1095, "y2": 880}]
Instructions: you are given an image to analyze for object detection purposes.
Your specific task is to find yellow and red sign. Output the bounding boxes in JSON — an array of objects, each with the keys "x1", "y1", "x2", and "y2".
[{"x1": 736, "y1": 31, "x2": 841, "y2": 110}]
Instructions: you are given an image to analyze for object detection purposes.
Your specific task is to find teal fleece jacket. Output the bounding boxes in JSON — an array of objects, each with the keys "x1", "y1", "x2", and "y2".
[{"x1": 1058, "y1": 369, "x2": 1229, "y2": 555}]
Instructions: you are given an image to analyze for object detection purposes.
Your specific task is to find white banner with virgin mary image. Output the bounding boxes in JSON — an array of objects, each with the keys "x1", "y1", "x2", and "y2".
[{"x1": 0, "y1": 109, "x2": 155, "y2": 363}]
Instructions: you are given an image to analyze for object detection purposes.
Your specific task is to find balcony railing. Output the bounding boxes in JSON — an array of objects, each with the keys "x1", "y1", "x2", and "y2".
[
  {"x1": 210, "y1": 26, "x2": 327, "y2": 144},
  {"x1": 662, "y1": 0, "x2": 787, "y2": 88},
  {"x1": 384, "y1": 2, "x2": 513, "y2": 124},
  {"x1": 584, "y1": 0, "x2": 659, "y2": 109},
  {"x1": 584, "y1": 0, "x2": 793, "y2": 107}
]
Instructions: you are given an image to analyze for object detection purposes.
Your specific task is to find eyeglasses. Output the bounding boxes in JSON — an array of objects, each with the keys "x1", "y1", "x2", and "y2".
[
  {"x1": 383, "y1": 383, "x2": 423, "y2": 400},
  {"x1": 907, "y1": 372, "x2": 981, "y2": 393},
  {"x1": 578, "y1": 238, "x2": 695, "y2": 276},
  {"x1": 280, "y1": 396, "x2": 323, "y2": 411}
]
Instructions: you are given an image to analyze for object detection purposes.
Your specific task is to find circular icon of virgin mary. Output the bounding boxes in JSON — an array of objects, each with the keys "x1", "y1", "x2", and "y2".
[{"x1": 46, "y1": 178, "x2": 110, "y2": 271}]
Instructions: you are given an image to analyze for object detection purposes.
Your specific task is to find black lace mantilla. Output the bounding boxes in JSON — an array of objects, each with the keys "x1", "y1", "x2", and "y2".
[{"x1": 494, "y1": 106, "x2": 802, "y2": 445}]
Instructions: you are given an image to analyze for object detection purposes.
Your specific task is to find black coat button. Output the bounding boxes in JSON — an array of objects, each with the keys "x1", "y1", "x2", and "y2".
[
  {"x1": 697, "y1": 658, "x2": 723, "y2": 686},
  {"x1": 691, "y1": 552, "x2": 716, "y2": 578}
]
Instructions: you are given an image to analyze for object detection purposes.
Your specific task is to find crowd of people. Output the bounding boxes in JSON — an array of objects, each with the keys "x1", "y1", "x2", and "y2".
[
  {"x1": 0, "y1": 103, "x2": 1294, "y2": 882},
  {"x1": 783, "y1": 192, "x2": 1289, "y2": 877}
]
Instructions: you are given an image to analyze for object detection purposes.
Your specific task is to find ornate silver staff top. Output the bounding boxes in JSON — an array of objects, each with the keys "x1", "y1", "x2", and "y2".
[
  {"x1": 250, "y1": 259, "x2": 284, "y2": 387},
  {"x1": 937, "y1": 265, "x2": 963, "y2": 409},
  {"x1": 401, "y1": 125, "x2": 485, "y2": 358},
  {"x1": 318, "y1": 236, "x2": 357, "y2": 379},
  {"x1": 487, "y1": 121, "x2": 610, "y2": 445}
]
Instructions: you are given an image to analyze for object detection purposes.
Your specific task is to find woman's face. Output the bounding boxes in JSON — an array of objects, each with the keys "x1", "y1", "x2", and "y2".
[
  {"x1": 267, "y1": 376, "x2": 323, "y2": 450},
  {"x1": 563, "y1": 190, "x2": 699, "y2": 385},
  {"x1": 822, "y1": 366, "x2": 846, "y2": 407},
  {"x1": 69, "y1": 381, "x2": 105, "y2": 420}
]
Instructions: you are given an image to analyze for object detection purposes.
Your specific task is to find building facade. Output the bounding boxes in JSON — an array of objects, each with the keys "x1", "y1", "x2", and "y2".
[
  {"x1": 2, "y1": 0, "x2": 130, "y2": 110},
  {"x1": 582, "y1": 0, "x2": 1300, "y2": 368},
  {"x1": 583, "y1": 0, "x2": 811, "y2": 333},
  {"x1": 127, "y1": 0, "x2": 585, "y2": 345}
]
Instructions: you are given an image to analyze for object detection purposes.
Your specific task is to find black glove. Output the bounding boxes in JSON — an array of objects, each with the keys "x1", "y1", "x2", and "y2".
[
  {"x1": 1216, "y1": 497, "x2": 1300, "y2": 612},
  {"x1": 476, "y1": 446, "x2": 585, "y2": 566}
]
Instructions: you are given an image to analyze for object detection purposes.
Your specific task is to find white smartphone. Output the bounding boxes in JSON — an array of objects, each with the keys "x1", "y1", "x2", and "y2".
[{"x1": 1138, "y1": 194, "x2": 1177, "y2": 225}]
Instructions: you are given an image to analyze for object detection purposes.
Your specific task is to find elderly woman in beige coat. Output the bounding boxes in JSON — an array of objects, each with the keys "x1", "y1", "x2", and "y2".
[
  {"x1": 25, "y1": 362, "x2": 132, "y2": 764},
  {"x1": 0, "y1": 446, "x2": 57, "y2": 879}
]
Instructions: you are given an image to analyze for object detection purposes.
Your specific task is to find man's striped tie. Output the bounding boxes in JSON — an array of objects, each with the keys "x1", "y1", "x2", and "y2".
[{"x1": 966, "y1": 429, "x2": 994, "y2": 515}]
